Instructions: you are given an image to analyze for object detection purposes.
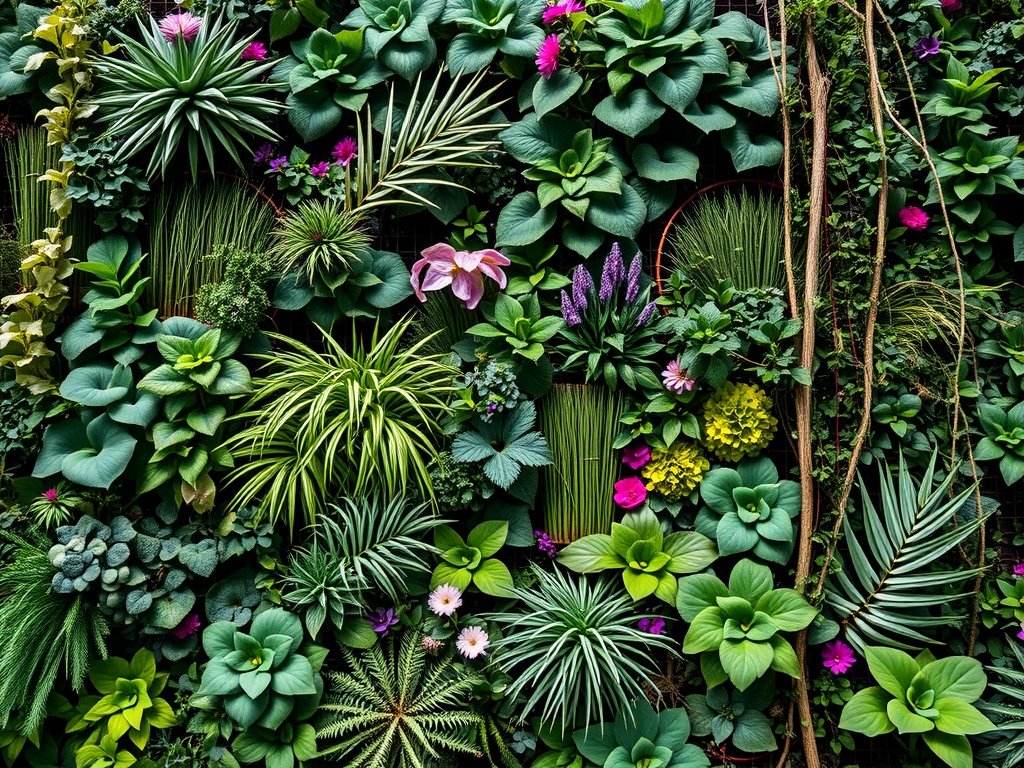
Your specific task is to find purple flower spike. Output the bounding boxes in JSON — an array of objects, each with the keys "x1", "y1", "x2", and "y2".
[
  {"x1": 600, "y1": 243, "x2": 624, "y2": 301},
  {"x1": 625, "y1": 252, "x2": 642, "y2": 302},
  {"x1": 635, "y1": 300, "x2": 656, "y2": 328},
  {"x1": 560, "y1": 289, "x2": 581, "y2": 326},
  {"x1": 534, "y1": 530, "x2": 558, "y2": 558},
  {"x1": 571, "y1": 265, "x2": 592, "y2": 311}
]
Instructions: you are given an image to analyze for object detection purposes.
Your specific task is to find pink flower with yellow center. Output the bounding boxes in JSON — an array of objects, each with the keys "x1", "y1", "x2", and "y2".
[
  {"x1": 456, "y1": 626, "x2": 489, "y2": 659},
  {"x1": 428, "y1": 584, "x2": 463, "y2": 617},
  {"x1": 411, "y1": 243, "x2": 510, "y2": 310}
]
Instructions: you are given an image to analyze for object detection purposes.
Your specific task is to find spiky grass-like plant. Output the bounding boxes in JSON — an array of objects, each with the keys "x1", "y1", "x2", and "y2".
[
  {"x1": 0, "y1": 531, "x2": 108, "y2": 734},
  {"x1": 316, "y1": 631, "x2": 482, "y2": 768},
  {"x1": 977, "y1": 636, "x2": 1024, "y2": 768},
  {"x1": 539, "y1": 384, "x2": 625, "y2": 543},
  {"x1": 666, "y1": 188, "x2": 787, "y2": 293},
  {"x1": 485, "y1": 565, "x2": 675, "y2": 735},
  {"x1": 4, "y1": 128, "x2": 56, "y2": 244},
  {"x1": 418, "y1": 289, "x2": 479, "y2": 357},
  {"x1": 270, "y1": 200, "x2": 371, "y2": 284},
  {"x1": 222, "y1": 318, "x2": 458, "y2": 534}
]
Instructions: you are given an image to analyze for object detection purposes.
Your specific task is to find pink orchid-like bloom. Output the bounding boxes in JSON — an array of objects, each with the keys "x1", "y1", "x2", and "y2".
[
  {"x1": 662, "y1": 360, "x2": 695, "y2": 394},
  {"x1": 536, "y1": 34, "x2": 561, "y2": 77},
  {"x1": 241, "y1": 41, "x2": 268, "y2": 61},
  {"x1": 542, "y1": 0, "x2": 585, "y2": 24},
  {"x1": 172, "y1": 613, "x2": 202, "y2": 640},
  {"x1": 614, "y1": 476, "x2": 647, "y2": 510},
  {"x1": 822, "y1": 640, "x2": 857, "y2": 674},
  {"x1": 941, "y1": 0, "x2": 962, "y2": 11},
  {"x1": 332, "y1": 136, "x2": 358, "y2": 166},
  {"x1": 411, "y1": 243, "x2": 510, "y2": 310},
  {"x1": 43, "y1": 487, "x2": 59, "y2": 503},
  {"x1": 898, "y1": 206, "x2": 930, "y2": 232},
  {"x1": 622, "y1": 443, "x2": 651, "y2": 470},
  {"x1": 158, "y1": 12, "x2": 202, "y2": 43}
]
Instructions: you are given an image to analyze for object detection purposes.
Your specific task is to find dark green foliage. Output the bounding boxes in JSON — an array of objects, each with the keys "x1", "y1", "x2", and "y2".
[
  {"x1": 194, "y1": 245, "x2": 276, "y2": 339},
  {"x1": 0, "y1": 237, "x2": 25, "y2": 295}
]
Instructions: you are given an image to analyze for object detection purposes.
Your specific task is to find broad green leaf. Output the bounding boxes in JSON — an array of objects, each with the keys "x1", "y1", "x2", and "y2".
[{"x1": 839, "y1": 688, "x2": 896, "y2": 737}]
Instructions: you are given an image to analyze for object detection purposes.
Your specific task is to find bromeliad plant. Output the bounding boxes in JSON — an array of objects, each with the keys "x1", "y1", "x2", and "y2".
[
  {"x1": 676, "y1": 558, "x2": 817, "y2": 690},
  {"x1": 557, "y1": 507, "x2": 717, "y2": 604}
]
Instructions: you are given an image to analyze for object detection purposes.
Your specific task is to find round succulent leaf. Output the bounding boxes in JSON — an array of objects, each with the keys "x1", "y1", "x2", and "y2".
[
  {"x1": 255, "y1": 691, "x2": 297, "y2": 729},
  {"x1": 622, "y1": 567, "x2": 660, "y2": 601},
  {"x1": 754, "y1": 506, "x2": 794, "y2": 543},
  {"x1": 662, "y1": 530, "x2": 718, "y2": 573},
  {"x1": 751, "y1": 536, "x2": 794, "y2": 566},
  {"x1": 251, "y1": 609, "x2": 305, "y2": 648},
  {"x1": 197, "y1": 659, "x2": 241, "y2": 697},
  {"x1": 730, "y1": 709, "x2": 777, "y2": 753},
  {"x1": 694, "y1": 507, "x2": 722, "y2": 538},
  {"x1": 239, "y1": 669, "x2": 272, "y2": 700},
  {"x1": 225, "y1": 690, "x2": 270, "y2": 727},
  {"x1": 715, "y1": 595, "x2": 755, "y2": 625}
]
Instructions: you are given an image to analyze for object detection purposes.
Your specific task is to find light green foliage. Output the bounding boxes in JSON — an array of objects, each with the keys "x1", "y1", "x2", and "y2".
[
  {"x1": 340, "y1": 0, "x2": 444, "y2": 81},
  {"x1": 76, "y1": 733, "x2": 138, "y2": 768},
  {"x1": 442, "y1": 0, "x2": 544, "y2": 73},
  {"x1": 558, "y1": 507, "x2": 717, "y2": 604},
  {"x1": 316, "y1": 631, "x2": 482, "y2": 767},
  {"x1": 573, "y1": 697, "x2": 708, "y2": 768},
  {"x1": 430, "y1": 521, "x2": 514, "y2": 597},
  {"x1": 486, "y1": 566, "x2": 675, "y2": 733},
  {"x1": 685, "y1": 677, "x2": 778, "y2": 754},
  {"x1": 694, "y1": 457, "x2": 801, "y2": 565},
  {"x1": 465, "y1": 293, "x2": 564, "y2": 366},
  {"x1": 975, "y1": 401, "x2": 1024, "y2": 485},
  {"x1": 233, "y1": 721, "x2": 318, "y2": 768},
  {"x1": 839, "y1": 647, "x2": 994, "y2": 768},
  {"x1": 677, "y1": 558, "x2": 817, "y2": 691}
]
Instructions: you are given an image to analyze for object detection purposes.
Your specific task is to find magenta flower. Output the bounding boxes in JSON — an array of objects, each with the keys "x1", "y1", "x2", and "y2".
[
  {"x1": 542, "y1": 0, "x2": 585, "y2": 24},
  {"x1": 367, "y1": 607, "x2": 399, "y2": 636},
  {"x1": 534, "y1": 530, "x2": 558, "y2": 558},
  {"x1": 332, "y1": 136, "x2": 358, "y2": 166},
  {"x1": 662, "y1": 360, "x2": 695, "y2": 394},
  {"x1": 1018, "y1": 622, "x2": 1024, "y2": 642},
  {"x1": 914, "y1": 36, "x2": 940, "y2": 61},
  {"x1": 822, "y1": 640, "x2": 857, "y2": 674},
  {"x1": 1014, "y1": 561, "x2": 1024, "y2": 577},
  {"x1": 43, "y1": 487, "x2": 59, "y2": 503},
  {"x1": 638, "y1": 617, "x2": 666, "y2": 635},
  {"x1": 310, "y1": 161, "x2": 330, "y2": 177},
  {"x1": 614, "y1": 476, "x2": 647, "y2": 510},
  {"x1": 622, "y1": 443, "x2": 651, "y2": 470},
  {"x1": 536, "y1": 34, "x2": 561, "y2": 78},
  {"x1": 898, "y1": 206, "x2": 929, "y2": 232},
  {"x1": 172, "y1": 614, "x2": 201, "y2": 640},
  {"x1": 158, "y1": 12, "x2": 202, "y2": 43},
  {"x1": 241, "y1": 41, "x2": 268, "y2": 61},
  {"x1": 411, "y1": 243, "x2": 510, "y2": 310},
  {"x1": 941, "y1": 0, "x2": 961, "y2": 11},
  {"x1": 269, "y1": 156, "x2": 288, "y2": 172}
]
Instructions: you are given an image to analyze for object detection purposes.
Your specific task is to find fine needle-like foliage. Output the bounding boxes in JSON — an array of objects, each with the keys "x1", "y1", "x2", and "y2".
[
  {"x1": 222, "y1": 317, "x2": 458, "y2": 533},
  {"x1": 270, "y1": 200, "x2": 371, "y2": 285},
  {"x1": 316, "y1": 631, "x2": 482, "y2": 768},
  {"x1": 824, "y1": 451, "x2": 990, "y2": 655}
]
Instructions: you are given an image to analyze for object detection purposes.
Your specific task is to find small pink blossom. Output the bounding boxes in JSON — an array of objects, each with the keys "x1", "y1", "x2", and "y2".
[
  {"x1": 172, "y1": 614, "x2": 201, "y2": 640},
  {"x1": 898, "y1": 206, "x2": 929, "y2": 232},
  {"x1": 662, "y1": 360, "x2": 695, "y2": 394},
  {"x1": 158, "y1": 12, "x2": 202, "y2": 43},
  {"x1": 614, "y1": 477, "x2": 647, "y2": 510},
  {"x1": 1018, "y1": 622, "x2": 1024, "y2": 642},
  {"x1": 43, "y1": 487, "x2": 59, "y2": 503},
  {"x1": 456, "y1": 625, "x2": 489, "y2": 659},
  {"x1": 411, "y1": 243, "x2": 510, "y2": 310},
  {"x1": 822, "y1": 640, "x2": 856, "y2": 674},
  {"x1": 422, "y1": 636, "x2": 444, "y2": 652},
  {"x1": 542, "y1": 0, "x2": 584, "y2": 24},
  {"x1": 1014, "y1": 561, "x2": 1024, "y2": 577},
  {"x1": 940, "y1": 0, "x2": 961, "y2": 11},
  {"x1": 622, "y1": 443, "x2": 651, "y2": 470},
  {"x1": 428, "y1": 584, "x2": 463, "y2": 617},
  {"x1": 310, "y1": 161, "x2": 330, "y2": 177},
  {"x1": 332, "y1": 136, "x2": 358, "y2": 166},
  {"x1": 241, "y1": 41, "x2": 268, "y2": 61},
  {"x1": 536, "y1": 34, "x2": 561, "y2": 78}
]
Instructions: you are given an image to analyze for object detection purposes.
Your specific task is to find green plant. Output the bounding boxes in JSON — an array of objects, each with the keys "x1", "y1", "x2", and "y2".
[
  {"x1": 430, "y1": 520, "x2": 514, "y2": 597},
  {"x1": 573, "y1": 697, "x2": 708, "y2": 768},
  {"x1": 824, "y1": 451, "x2": 989, "y2": 654},
  {"x1": 3, "y1": 127, "x2": 58, "y2": 244},
  {"x1": 90, "y1": 14, "x2": 283, "y2": 179},
  {"x1": 465, "y1": 293, "x2": 564, "y2": 367},
  {"x1": 222, "y1": 318, "x2": 457, "y2": 533},
  {"x1": 233, "y1": 721, "x2": 318, "y2": 768},
  {"x1": 60, "y1": 138, "x2": 150, "y2": 233},
  {"x1": 558, "y1": 507, "x2": 717, "y2": 604},
  {"x1": 33, "y1": 413, "x2": 136, "y2": 490},
  {"x1": 138, "y1": 323, "x2": 251, "y2": 399},
  {"x1": 685, "y1": 677, "x2": 778, "y2": 754},
  {"x1": 676, "y1": 558, "x2": 817, "y2": 690},
  {"x1": 0, "y1": 238, "x2": 24, "y2": 297},
  {"x1": 694, "y1": 457, "x2": 801, "y2": 565},
  {"x1": 701, "y1": 382, "x2": 778, "y2": 462},
  {"x1": 0, "y1": 377, "x2": 49, "y2": 486},
  {"x1": 978, "y1": 636, "x2": 1024, "y2": 768},
  {"x1": 539, "y1": 383, "x2": 625, "y2": 544},
  {"x1": 442, "y1": 0, "x2": 543, "y2": 72},
  {"x1": 486, "y1": 565, "x2": 675, "y2": 733},
  {"x1": 66, "y1": 648, "x2": 177, "y2": 752},
  {"x1": 316, "y1": 631, "x2": 482, "y2": 767},
  {"x1": 271, "y1": 201, "x2": 370, "y2": 286},
  {"x1": 76, "y1": 733, "x2": 137, "y2": 768},
  {"x1": 659, "y1": 298, "x2": 741, "y2": 390},
  {"x1": 665, "y1": 189, "x2": 787, "y2": 293},
  {"x1": 979, "y1": 578, "x2": 1024, "y2": 630},
  {"x1": 839, "y1": 647, "x2": 994, "y2": 768},
  {"x1": 451, "y1": 400, "x2": 553, "y2": 490},
  {"x1": 339, "y1": 0, "x2": 444, "y2": 81},
  {"x1": 194, "y1": 245, "x2": 276, "y2": 338},
  {"x1": 975, "y1": 401, "x2": 1024, "y2": 485},
  {"x1": 195, "y1": 608, "x2": 326, "y2": 729},
  {"x1": 0, "y1": 5, "x2": 50, "y2": 99}
]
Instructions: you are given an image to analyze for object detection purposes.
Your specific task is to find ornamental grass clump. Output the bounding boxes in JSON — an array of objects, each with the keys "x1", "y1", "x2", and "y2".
[{"x1": 702, "y1": 382, "x2": 778, "y2": 462}]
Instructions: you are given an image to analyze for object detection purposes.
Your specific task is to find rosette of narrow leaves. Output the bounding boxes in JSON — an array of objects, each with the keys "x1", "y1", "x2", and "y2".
[
  {"x1": 694, "y1": 457, "x2": 801, "y2": 565},
  {"x1": 340, "y1": 0, "x2": 445, "y2": 81},
  {"x1": 196, "y1": 608, "x2": 326, "y2": 730},
  {"x1": 573, "y1": 697, "x2": 709, "y2": 768},
  {"x1": 558, "y1": 507, "x2": 717, "y2": 604},
  {"x1": 90, "y1": 14, "x2": 283, "y2": 179},
  {"x1": 676, "y1": 559, "x2": 817, "y2": 690},
  {"x1": 974, "y1": 401, "x2": 1024, "y2": 486},
  {"x1": 442, "y1": 0, "x2": 545, "y2": 72},
  {"x1": 977, "y1": 637, "x2": 1024, "y2": 768},
  {"x1": 66, "y1": 649, "x2": 177, "y2": 752},
  {"x1": 451, "y1": 399, "x2": 553, "y2": 489},
  {"x1": 839, "y1": 647, "x2": 995, "y2": 768},
  {"x1": 430, "y1": 520, "x2": 515, "y2": 597},
  {"x1": 684, "y1": 677, "x2": 778, "y2": 754}
]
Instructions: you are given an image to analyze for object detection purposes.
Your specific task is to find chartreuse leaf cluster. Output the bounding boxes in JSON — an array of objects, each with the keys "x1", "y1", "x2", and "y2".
[
  {"x1": 430, "y1": 520, "x2": 515, "y2": 597},
  {"x1": 677, "y1": 559, "x2": 817, "y2": 691},
  {"x1": 839, "y1": 647, "x2": 995, "y2": 768}
]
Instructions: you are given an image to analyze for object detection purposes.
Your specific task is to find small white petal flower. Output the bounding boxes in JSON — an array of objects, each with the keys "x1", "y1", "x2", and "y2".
[
  {"x1": 456, "y1": 626, "x2": 489, "y2": 660},
  {"x1": 428, "y1": 584, "x2": 463, "y2": 617}
]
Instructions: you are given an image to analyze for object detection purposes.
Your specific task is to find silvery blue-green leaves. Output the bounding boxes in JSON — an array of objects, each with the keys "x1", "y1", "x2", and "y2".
[
  {"x1": 685, "y1": 677, "x2": 778, "y2": 754},
  {"x1": 430, "y1": 520, "x2": 515, "y2": 596},
  {"x1": 677, "y1": 559, "x2": 816, "y2": 690},
  {"x1": 839, "y1": 647, "x2": 995, "y2": 768},
  {"x1": 974, "y1": 401, "x2": 1024, "y2": 486},
  {"x1": 451, "y1": 399, "x2": 553, "y2": 489},
  {"x1": 341, "y1": 0, "x2": 445, "y2": 81},
  {"x1": 33, "y1": 414, "x2": 137, "y2": 490},
  {"x1": 0, "y1": 4, "x2": 50, "y2": 98},
  {"x1": 442, "y1": 0, "x2": 546, "y2": 72},
  {"x1": 695, "y1": 457, "x2": 801, "y2": 565}
]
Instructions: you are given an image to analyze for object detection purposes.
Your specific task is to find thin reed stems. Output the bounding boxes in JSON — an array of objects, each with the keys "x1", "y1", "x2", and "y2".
[{"x1": 5, "y1": 127, "x2": 58, "y2": 244}]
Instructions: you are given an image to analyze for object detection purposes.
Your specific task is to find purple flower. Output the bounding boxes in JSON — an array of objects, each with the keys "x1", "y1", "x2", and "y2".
[
  {"x1": 1018, "y1": 622, "x2": 1024, "y2": 642},
  {"x1": 625, "y1": 252, "x2": 642, "y2": 302},
  {"x1": 534, "y1": 530, "x2": 558, "y2": 558},
  {"x1": 486, "y1": 401, "x2": 499, "y2": 415},
  {"x1": 941, "y1": 0, "x2": 961, "y2": 11},
  {"x1": 638, "y1": 617, "x2": 666, "y2": 635},
  {"x1": 560, "y1": 289, "x2": 581, "y2": 326},
  {"x1": 253, "y1": 143, "x2": 275, "y2": 164},
  {"x1": 536, "y1": 34, "x2": 561, "y2": 78},
  {"x1": 332, "y1": 136, "x2": 358, "y2": 166},
  {"x1": 269, "y1": 156, "x2": 288, "y2": 172},
  {"x1": 634, "y1": 300, "x2": 656, "y2": 328},
  {"x1": 158, "y1": 12, "x2": 202, "y2": 43},
  {"x1": 172, "y1": 614, "x2": 201, "y2": 640},
  {"x1": 622, "y1": 443, "x2": 651, "y2": 470},
  {"x1": 368, "y1": 607, "x2": 399, "y2": 636},
  {"x1": 571, "y1": 264, "x2": 592, "y2": 311},
  {"x1": 310, "y1": 161, "x2": 330, "y2": 177},
  {"x1": 914, "y1": 36, "x2": 940, "y2": 61},
  {"x1": 599, "y1": 243, "x2": 624, "y2": 302},
  {"x1": 241, "y1": 41, "x2": 268, "y2": 61},
  {"x1": 822, "y1": 640, "x2": 857, "y2": 674}
]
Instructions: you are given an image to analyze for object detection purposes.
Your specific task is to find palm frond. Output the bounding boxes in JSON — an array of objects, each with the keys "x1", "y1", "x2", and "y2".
[{"x1": 824, "y1": 450, "x2": 990, "y2": 655}]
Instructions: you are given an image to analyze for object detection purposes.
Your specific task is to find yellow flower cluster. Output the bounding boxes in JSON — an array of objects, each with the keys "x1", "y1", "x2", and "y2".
[
  {"x1": 641, "y1": 440, "x2": 710, "y2": 501},
  {"x1": 703, "y1": 382, "x2": 778, "y2": 461}
]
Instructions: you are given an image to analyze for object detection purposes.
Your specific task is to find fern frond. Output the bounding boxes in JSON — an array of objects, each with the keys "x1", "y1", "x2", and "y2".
[{"x1": 824, "y1": 451, "x2": 990, "y2": 655}]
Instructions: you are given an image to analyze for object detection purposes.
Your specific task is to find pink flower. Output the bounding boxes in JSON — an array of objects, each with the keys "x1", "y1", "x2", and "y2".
[
  {"x1": 411, "y1": 243, "x2": 510, "y2": 310},
  {"x1": 638, "y1": 617, "x2": 666, "y2": 635},
  {"x1": 332, "y1": 136, "x2": 358, "y2": 166},
  {"x1": 622, "y1": 443, "x2": 651, "y2": 470},
  {"x1": 241, "y1": 41, "x2": 268, "y2": 61},
  {"x1": 310, "y1": 161, "x2": 330, "y2": 177},
  {"x1": 158, "y1": 12, "x2": 202, "y2": 43},
  {"x1": 542, "y1": 0, "x2": 585, "y2": 24},
  {"x1": 1014, "y1": 561, "x2": 1024, "y2": 577},
  {"x1": 1018, "y1": 622, "x2": 1024, "y2": 642},
  {"x1": 456, "y1": 626, "x2": 489, "y2": 659},
  {"x1": 940, "y1": 0, "x2": 961, "y2": 11},
  {"x1": 428, "y1": 584, "x2": 463, "y2": 617},
  {"x1": 614, "y1": 477, "x2": 647, "y2": 510},
  {"x1": 43, "y1": 487, "x2": 59, "y2": 503},
  {"x1": 822, "y1": 640, "x2": 856, "y2": 674},
  {"x1": 662, "y1": 360, "x2": 695, "y2": 394},
  {"x1": 536, "y1": 34, "x2": 561, "y2": 78},
  {"x1": 898, "y1": 206, "x2": 930, "y2": 232},
  {"x1": 172, "y1": 614, "x2": 201, "y2": 640}
]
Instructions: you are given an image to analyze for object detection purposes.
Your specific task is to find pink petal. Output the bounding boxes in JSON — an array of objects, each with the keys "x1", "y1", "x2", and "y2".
[
  {"x1": 420, "y1": 242, "x2": 457, "y2": 264},
  {"x1": 451, "y1": 271, "x2": 485, "y2": 309},
  {"x1": 453, "y1": 250, "x2": 484, "y2": 272},
  {"x1": 477, "y1": 249, "x2": 511, "y2": 267},
  {"x1": 476, "y1": 262, "x2": 508, "y2": 288},
  {"x1": 420, "y1": 266, "x2": 455, "y2": 293}
]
